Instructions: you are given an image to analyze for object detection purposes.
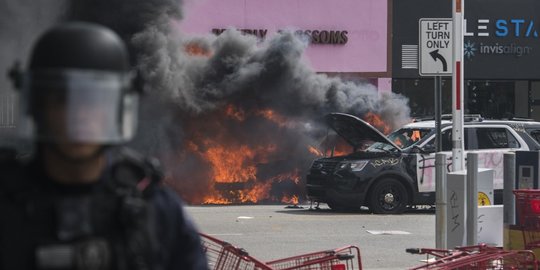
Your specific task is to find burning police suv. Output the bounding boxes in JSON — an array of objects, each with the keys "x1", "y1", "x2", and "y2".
[{"x1": 306, "y1": 113, "x2": 540, "y2": 214}]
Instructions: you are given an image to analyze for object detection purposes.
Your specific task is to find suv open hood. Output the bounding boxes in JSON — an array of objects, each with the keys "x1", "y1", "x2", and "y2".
[{"x1": 325, "y1": 113, "x2": 400, "y2": 151}]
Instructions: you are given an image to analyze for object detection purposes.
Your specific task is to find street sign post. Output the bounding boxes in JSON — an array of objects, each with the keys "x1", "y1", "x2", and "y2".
[
  {"x1": 451, "y1": 1, "x2": 465, "y2": 172},
  {"x1": 421, "y1": 18, "x2": 456, "y2": 250},
  {"x1": 419, "y1": 19, "x2": 453, "y2": 76}
]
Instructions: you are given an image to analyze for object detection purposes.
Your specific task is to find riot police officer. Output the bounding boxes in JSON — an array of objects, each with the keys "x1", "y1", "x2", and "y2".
[{"x1": 0, "y1": 22, "x2": 208, "y2": 270}]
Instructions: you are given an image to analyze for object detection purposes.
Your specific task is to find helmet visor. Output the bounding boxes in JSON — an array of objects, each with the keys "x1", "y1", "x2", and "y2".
[{"x1": 29, "y1": 69, "x2": 137, "y2": 144}]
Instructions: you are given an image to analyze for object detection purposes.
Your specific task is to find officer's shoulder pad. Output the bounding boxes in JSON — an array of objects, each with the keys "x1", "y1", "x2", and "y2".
[{"x1": 110, "y1": 147, "x2": 164, "y2": 184}]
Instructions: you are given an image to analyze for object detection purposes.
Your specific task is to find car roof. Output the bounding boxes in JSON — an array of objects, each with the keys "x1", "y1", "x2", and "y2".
[
  {"x1": 403, "y1": 120, "x2": 451, "y2": 128},
  {"x1": 401, "y1": 118, "x2": 540, "y2": 129}
]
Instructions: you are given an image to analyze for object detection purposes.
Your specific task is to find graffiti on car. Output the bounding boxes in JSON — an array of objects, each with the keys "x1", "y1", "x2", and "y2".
[
  {"x1": 371, "y1": 157, "x2": 400, "y2": 167},
  {"x1": 417, "y1": 151, "x2": 504, "y2": 192}
]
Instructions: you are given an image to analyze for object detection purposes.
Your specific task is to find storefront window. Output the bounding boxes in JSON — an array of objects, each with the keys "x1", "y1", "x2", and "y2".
[
  {"x1": 393, "y1": 79, "x2": 515, "y2": 119},
  {"x1": 392, "y1": 78, "x2": 452, "y2": 118},
  {"x1": 466, "y1": 80, "x2": 515, "y2": 119}
]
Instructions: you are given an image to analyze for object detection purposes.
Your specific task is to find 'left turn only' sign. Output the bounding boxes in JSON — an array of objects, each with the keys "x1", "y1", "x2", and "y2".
[{"x1": 419, "y1": 18, "x2": 453, "y2": 76}]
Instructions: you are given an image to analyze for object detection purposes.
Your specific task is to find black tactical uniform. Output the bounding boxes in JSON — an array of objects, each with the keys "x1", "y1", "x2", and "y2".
[
  {"x1": 0, "y1": 22, "x2": 208, "y2": 270},
  {"x1": 0, "y1": 148, "x2": 208, "y2": 270}
]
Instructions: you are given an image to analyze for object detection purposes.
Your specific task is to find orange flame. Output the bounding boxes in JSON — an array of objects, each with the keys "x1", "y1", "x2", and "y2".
[
  {"x1": 203, "y1": 197, "x2": 232, "y2": 205},
  {"x1": 363, "y1": 112, "x2": 391, "y2": 135},
  {"x1": 324, "y1": 137, "x2": 353, "y2": 156},
  {"x1": 281, "y1": 195, "x2": 299, "y2": 205},
  {"x1": 225, "y1": 104, "x2": 246, "y2": 121},
  {"x1": 193, "y1": 136, "x2": 303, "y2": 204},
  {"x1": 308, "y1": 146, "x2": 324, "y2": 156},
  {"x1": 411, "y1": 130, "x2": 421, "y2": 141},
  {"x1": 256, "y1": 109, "x2": 287, "y2": 127},
  {"x1": 202, "y1": 142, "x2": 275, "y2": 183},
  {"x1": 184, "y1": 42, "x2": 212, "y2": 57},
  {"x1": 326, "y1": 148, "x2": 350, "y2": 157},
  {"x1": 238, "y1": 181, "x2": 272, "y2": 203},
  {"x1": 201, "y1": 171, "x2": 301, "y2": 204},
  {"x1": 270, "y1": 169, "x2": 301, "y2": 185},
  {"x1": 178, "y1": 105, "x2": 309, "y2": 205}
]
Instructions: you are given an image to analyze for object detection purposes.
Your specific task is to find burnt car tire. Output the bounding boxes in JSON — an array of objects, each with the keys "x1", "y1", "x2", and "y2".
[{"x1": 369, "y1": 178, "x2": 409, "y2": 214}]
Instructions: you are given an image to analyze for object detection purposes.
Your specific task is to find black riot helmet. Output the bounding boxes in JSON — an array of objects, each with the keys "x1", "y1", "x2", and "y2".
[{"x1": 15, "y1": 21, "x2": 138, "y2": 144}]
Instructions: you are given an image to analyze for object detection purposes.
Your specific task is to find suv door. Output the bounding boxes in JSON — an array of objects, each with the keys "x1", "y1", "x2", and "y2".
[
  {"x1": 467, "y1": 126, "x2": 526, "y2": 190},
  {"x1": 415, "y1": 125, "x2": 526, "y2": 193},
  {"x1": 415, "y1": 127, "x2": 453, "y2": 193}
]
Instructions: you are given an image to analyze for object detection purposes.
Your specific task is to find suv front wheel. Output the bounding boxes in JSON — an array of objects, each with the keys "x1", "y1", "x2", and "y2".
[{"x1": 369, "y1": 178, "x2": 409, "y2": 214}]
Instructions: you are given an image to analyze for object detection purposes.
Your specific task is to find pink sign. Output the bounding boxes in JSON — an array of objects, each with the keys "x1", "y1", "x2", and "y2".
[{"x1": 178, "y1": 0, "x2": 388, "y2": 73}]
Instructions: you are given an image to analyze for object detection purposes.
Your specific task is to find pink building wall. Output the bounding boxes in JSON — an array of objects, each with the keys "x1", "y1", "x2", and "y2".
[{"x1": 178, "y1": 0, "x2": 389, "y2": 74}]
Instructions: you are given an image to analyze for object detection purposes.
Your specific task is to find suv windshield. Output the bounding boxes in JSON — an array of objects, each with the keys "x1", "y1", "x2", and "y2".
[
  {"x1": 385, "y1": 128, "x2": 433, "y2": 149},
  {"x1": 367, "y1": 141, "x2": 396, "y2": 152}
]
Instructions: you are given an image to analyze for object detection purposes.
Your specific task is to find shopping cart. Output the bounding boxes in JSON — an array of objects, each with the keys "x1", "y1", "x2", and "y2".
[
  {"x1": 406, "y1": 244, "x2": 537, "y2": 269},
  {"x1": 514, "y1": 189, "x2": 540, "y2": 250},
  {"x1": 200, "y1": 233, "x2": 271, "y2": 270},
  {"x1": 265, "y1": 246, "x2": 362, "y2": 270},
  {"x1": 199, "y1": 233, "x2": 362, "y2": 270}
]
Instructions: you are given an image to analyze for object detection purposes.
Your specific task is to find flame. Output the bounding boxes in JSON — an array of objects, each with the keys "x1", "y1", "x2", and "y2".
[
  {"x1": 308, "y1": 146, "x2": 324, "y2": 156},
  {"x1": 202, "y1": 142, "x2": 275, "y2": 183},
  {"x1": 186, "y1": 141, "x2": 199, "y2": 152},
  {"x1": 325, "y1": 136, "x2": 353, "y2": 156},
  {"x1": 411, "y1": 130, "x2": 421, "y2": 141},
  {"x1": 201, "y1": 170, "x2": 301, "y2": 205},
  {"x1": 225, "y1": 104, "x2": 246, "y2": 121},
  {"x1": 184, "y1": 42, "x2": 212, "y2": 57},
  {"x1": 203, "y1": 197, "x2": 232, "y2": 205},
  {"x1": 363, "y1": 112, "x2": 391, "y2": 135},
  {"x1": 256, "y1": 109, "x2": 287, "y2": 127},
  {"x1": 326, "y1": 148, "x2": 350, "y2": 157},
  {"x1": 239, "y1": 181, "x2": 272, "y2": 203},
  {"x1": 281, "y1": 195, "x2": 299, "y2": 205},
  {"x1": 193, "y1": 134, "x2": 302, "y2": 204},
  {"x1": 270, "y1": 169, "x2": 301, "y2": 184}
]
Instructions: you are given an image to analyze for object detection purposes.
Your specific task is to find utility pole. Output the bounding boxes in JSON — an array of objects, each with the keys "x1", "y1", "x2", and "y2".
[{"x1": 452, "y1": 0, "x2": 465, "y2": 171}]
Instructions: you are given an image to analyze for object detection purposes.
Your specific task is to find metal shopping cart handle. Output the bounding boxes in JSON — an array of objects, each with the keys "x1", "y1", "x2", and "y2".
[
  {"x1": 405, "y1": 247, "x2": 454, "y2": 255},
  {"x1": 336, "y1": 254, "x2": 355, "y2": 260},
  {"x1": 406, "y1": 248, "x2": 421, "y2": 254}
]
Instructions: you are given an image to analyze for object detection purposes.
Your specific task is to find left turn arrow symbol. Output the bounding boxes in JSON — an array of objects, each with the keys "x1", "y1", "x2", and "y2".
[{"x1": 429, "y1": 49, "x2": 448, "y2": 72}]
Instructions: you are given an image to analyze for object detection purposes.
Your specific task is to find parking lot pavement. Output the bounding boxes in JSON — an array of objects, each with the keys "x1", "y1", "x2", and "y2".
[{"x1": 186, "y1": 204, "x2": 436, "y2": 269}]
